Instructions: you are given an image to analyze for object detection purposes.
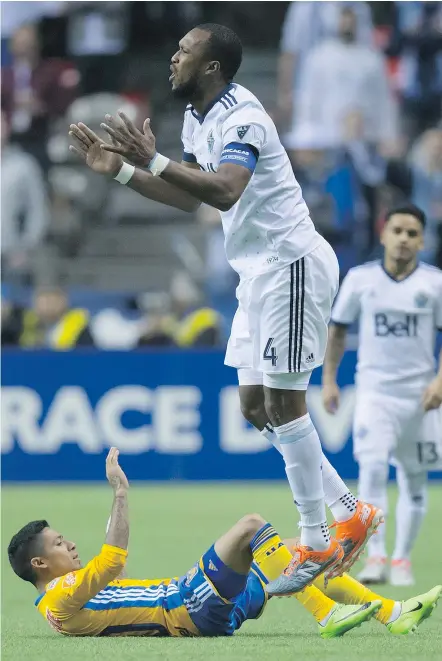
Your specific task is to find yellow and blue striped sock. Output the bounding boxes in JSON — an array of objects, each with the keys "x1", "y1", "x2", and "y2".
[{"x1": 250, "y1": 523, "x2": 335, "y2": 623}]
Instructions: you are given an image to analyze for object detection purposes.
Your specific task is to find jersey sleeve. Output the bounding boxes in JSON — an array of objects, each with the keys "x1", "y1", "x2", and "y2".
[
  {"x1": 181, "y1": 110, "x2": 197, "y2": 164},
  {"x1": 331, "y1": 269, "x2": 361, "y2": 326},
  {"x1": 220, "y1": 106, "x2": 267, "y2": 172},
  {"x1": 44, "y1": 545, "x2": 127, "y2": 617}
]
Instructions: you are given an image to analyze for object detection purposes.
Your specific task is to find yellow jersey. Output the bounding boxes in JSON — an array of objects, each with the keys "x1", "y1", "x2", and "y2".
[{"x1": 35, "y1": 545, "x2": 198, "y2": 637}]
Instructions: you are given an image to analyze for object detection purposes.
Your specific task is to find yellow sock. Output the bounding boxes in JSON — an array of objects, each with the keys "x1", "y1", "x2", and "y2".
[
  {"x1": 251, "y1": 524, "x2": 335, "y2": 623},
  {"x1": 313, "y1": 572, "x2": 395, "y2": 624},
  {"x1": 294, "y1": 585, "x2": 336, "y2": 622}
]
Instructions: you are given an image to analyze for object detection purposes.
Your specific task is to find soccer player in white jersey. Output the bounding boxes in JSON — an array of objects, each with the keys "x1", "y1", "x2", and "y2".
[
  {"x1": 68, "y1": 24, "x2": 383, "y2": 593},
  {"x1": 322, "y1": 204, "x2": 442, "y2": 586}
]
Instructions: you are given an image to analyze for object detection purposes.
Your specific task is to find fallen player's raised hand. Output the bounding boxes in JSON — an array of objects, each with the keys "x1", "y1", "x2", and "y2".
[
  {"x1": 422, "y1": 377, "x2": 442, "y2": 411},
  {"x1": 100, "y1": 112, "x2": 156, "y2": 167},
  {"x1": 106, "y1": 447, "x2": 129, "y2": 494},
  {"x1": 69, "y1": 122, "x2": 122, "y2": 176}
]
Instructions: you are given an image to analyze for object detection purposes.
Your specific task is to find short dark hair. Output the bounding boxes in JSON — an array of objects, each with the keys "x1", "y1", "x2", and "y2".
[
  {"x1": 385, "y1": 203, "x2": 426, "y2": 228},
  {"x1": 196, "y1": 23, "x2": 242, "y2": 82},
  {"x1": 8, "y1": 520, "x2": 49, "y2": 585}
]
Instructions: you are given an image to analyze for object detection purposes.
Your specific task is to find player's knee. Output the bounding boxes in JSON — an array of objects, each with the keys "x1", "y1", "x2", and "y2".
[
  {"x1": 409, "y1": 491, "x2": 428, "y2": 515},
  {"x1": 405, "y1": 473, "x2": 428, "y2": 514},
  {"x1": 264, "y1": 388, "x2": 306, "y2": 426},
  {"x1": 237, "y1": 513, "x2": 267, "y2": 542},
  {"x1": 240, "y1": 399, "x2": 266, "y2": 428}
]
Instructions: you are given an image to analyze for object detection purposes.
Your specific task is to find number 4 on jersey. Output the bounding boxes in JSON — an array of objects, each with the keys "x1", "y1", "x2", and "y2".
[{"x1": 263, "y1": 338, "x2": 278, "y2": 366}]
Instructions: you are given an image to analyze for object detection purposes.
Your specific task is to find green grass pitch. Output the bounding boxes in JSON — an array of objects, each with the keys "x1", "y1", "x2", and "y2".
[{"x1": 2, "y1": 482, "x2": 442, "y2": 661}]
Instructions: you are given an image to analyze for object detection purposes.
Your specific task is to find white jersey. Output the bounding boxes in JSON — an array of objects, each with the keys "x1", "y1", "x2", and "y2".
[
  {"x1": 332, "y1": 261, "x2": 442, "y2": 397},
  {"x1": 181, "y1": 83, "x2": 319, "y2": 280}
]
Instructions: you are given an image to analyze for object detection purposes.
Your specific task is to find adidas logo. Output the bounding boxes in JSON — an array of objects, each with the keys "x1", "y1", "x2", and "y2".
[
  {"x1": 305, "y1": 353, "x2": 315, "y2": 364},
  {"x1": 208, "y1": 560, "x2": 218, "y2": 572}
]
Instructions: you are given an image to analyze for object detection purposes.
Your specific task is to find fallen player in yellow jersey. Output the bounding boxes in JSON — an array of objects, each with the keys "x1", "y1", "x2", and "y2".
[{"x1": 8, "y1": 449, "x2": 441, "y2": 638}]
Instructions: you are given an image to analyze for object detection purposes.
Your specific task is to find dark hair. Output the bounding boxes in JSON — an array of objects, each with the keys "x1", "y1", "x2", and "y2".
[
  {"x1": 8, "y1": 520, "x2": 49, "y2": 585},
  {"x1": 385, "y1": 204, "x2": 426, "y2": 228},
  {"x1": 196, "y1": 23, "x2": 242, "y2": 82}
]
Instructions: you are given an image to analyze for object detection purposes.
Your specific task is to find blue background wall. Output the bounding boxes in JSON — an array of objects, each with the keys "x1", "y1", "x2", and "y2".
[{"x1": 2, "y1": 350, "x2": 441, "y2": 481}]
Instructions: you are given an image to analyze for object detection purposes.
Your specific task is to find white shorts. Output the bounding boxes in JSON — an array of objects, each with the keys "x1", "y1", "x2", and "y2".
[
  {"x1": 237, "y1": 367, "x2": 313, "y2": 390},
  {"x1": 225, "y1": 236, "x2": 339, "y2": 375},
  {"x1": 353, "y1": 391, "x2": 442, "y2": 473}
]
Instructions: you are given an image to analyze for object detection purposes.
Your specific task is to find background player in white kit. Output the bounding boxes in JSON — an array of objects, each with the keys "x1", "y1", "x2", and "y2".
[
  {"x1": 322, "y1": 205, "x2": 442, "y2": 586},
  {"x1": 68, "y1": 24, "x2": 382, "y2": 593}
]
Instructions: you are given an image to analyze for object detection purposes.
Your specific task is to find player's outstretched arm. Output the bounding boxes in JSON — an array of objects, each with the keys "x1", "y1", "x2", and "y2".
[
  {"x1": 48, "y1": 449, "x2": 130, "y2": 614},
  {"x1": 101, "y1": 112, "x2": 252, "y2": 212},
  {"x1": 69, "y1": 123, "x2": 200, "y2": 212},
  {"x1": 322, "y1": 324, "x2": 347, "y2": 414},
  {"x1": 105, "y1": 447, "x2": 129, "y2": 551}
]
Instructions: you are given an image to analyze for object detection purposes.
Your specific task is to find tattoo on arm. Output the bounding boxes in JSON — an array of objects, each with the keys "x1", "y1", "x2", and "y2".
[{"x1": 105, "y1": 492, "x2": 129, "y2": 551}]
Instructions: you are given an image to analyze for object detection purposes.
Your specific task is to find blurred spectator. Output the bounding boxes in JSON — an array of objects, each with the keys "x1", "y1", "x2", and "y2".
[
  {"x1": 138, "y1": 273, "x2": 223, "y2": 349},
  {"x1": 19, "y1": 287, "x2": 95, "y2": 349},
  {"x1": 92, "y1": 305, "x2": 147, "y2": 350},
  {"x1": 277, "y1": 1, "x2": 373, "y2": 135},
  {"x1": 287, "y1": 127, "x2": 364, "y2": 273},
  {"x1": 386, "y1": 127, "x2": 442, "y2": 264},
  {"x1": 0, "y1": 1, "x2": 63, "y2": 66},
  {"x1": 293, "y1": 7, "x2": 399, "y2": 152},
  {"x1": 388, "y1": 1, "x2": 442, "y2": 141},
  {"x1": 1, "y1": 111, "x2": 50, "y2": 285},
  {"x1": 65, "y1": 1, "x2": 129, "y2": 94},
  {"x1": 198, "y1": 204, "x2": 238, "y2": 324},
  {"x1": 1, "y1": 298, "x2": 24, "y2": 347},
  {"x1": 1, "y1": 23, "x2": 79, "y2": 169}
]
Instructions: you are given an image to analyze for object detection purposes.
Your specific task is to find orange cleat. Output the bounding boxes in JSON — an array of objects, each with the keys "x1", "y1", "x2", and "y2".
[
  {"x1": 327, "y1": 501, "x2": 384, "y2": 579},
  {"x1": 266, "y1": 538, "x2": 344, "y2": 595}
]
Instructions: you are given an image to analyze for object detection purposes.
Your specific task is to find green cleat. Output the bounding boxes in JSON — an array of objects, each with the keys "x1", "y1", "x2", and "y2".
[
  {"x1": 319, "y1": 600, "x2": 382, "y2": 639},
  {"x1": 387, "y1": 585, "x2": 441, "y2": 635}
]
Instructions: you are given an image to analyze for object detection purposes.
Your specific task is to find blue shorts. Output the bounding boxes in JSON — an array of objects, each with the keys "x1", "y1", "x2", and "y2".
[{"x1": 178, "y1": 547, "x2": 267, "y2": 636}]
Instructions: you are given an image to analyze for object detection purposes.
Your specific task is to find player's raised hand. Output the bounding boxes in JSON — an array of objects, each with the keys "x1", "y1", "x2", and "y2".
[
  {"x1": 69, "y1": 123, "x2": 122, "y2": 177},
  {"x1": 100, "y1": 112, "x2": 156, "y2": 167},
  {"x1": 422, "y1": 377, "x2": 442, "y2": 411},
  {"x1": 322, "y1": 382, "x2": 340, "y2": 414},
  {"x1": 106, "y1": 447, "x2": 129, "y2": 494}
]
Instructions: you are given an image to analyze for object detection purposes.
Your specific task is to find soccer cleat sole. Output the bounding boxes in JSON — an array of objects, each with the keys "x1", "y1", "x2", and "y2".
[{"x1": 327, "y1": 510, "x2": 385, "y2": 580}]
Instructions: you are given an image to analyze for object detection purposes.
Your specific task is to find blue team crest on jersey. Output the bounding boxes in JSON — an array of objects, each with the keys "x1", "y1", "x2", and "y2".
[
  {"x1": 414, "y1": 292, "x2": 428, "y2": 308},
  {"x1": 237, "y1": 125, "x2": 250, "y2": 140},
  {"x1": 207, "y1": 129, "x2": 215, "y2": 154}
]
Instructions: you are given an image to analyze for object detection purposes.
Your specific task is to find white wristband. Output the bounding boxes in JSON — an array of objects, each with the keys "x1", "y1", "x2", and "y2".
[
  {"x1": 114, "y1": 162, "x2": 135, "y2": 185},
  {"x1": 148, "y1": 152, "x2": 170, "y2": 177}
]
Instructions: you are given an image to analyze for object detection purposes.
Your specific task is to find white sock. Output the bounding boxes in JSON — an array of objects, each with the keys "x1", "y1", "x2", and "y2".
[
  {"x1": 261, "y1": 424, "x2": 278, "y2": 448},
  {"x1": 392, "y1": 467, "x2": 427, "y2": 561},
  {"x1": 358, "y1": 461, "x2": 388, "y2": 558},
  {"x1": 261, "y1": 425, "x2": 357, "y2": 522},
  {"x1": 321, "y1": 455, "x2": 358, "y2": 522},
  {"x1": 273, "y1": 414, "x2": 330, "y2": 551},
  {"x1": 387, "y1": 601, "x2": 402, "y2": 624}
]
